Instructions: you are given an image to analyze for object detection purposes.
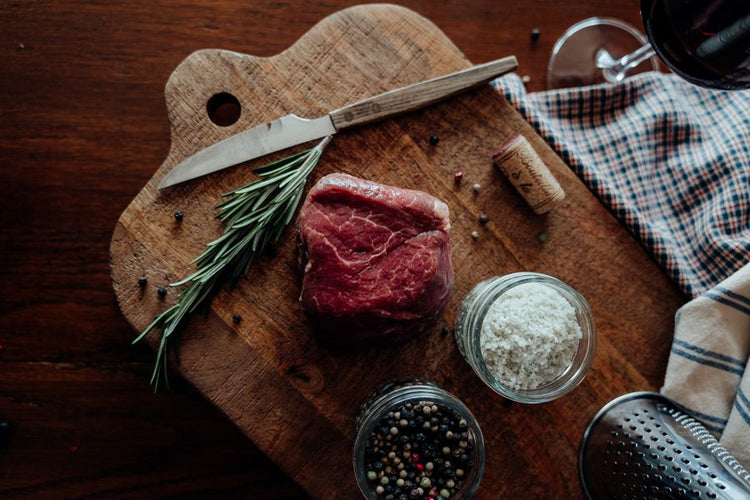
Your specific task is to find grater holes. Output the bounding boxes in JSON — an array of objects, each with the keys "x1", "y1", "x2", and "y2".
[
  {"x1": 707, "y1": 494, "x2": 716, "y2": 499},
  {"x1": 582, "y1": 396, "x2": 745, "y2": 500},
  {"x1": 716, "y1": 483, "x2": 726, "y2": 490}
]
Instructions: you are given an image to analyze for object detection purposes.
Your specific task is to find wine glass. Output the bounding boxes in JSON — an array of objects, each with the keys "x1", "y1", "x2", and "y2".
[{"x1": 547, "y1": 0, "x2": 750, "y2": 90}]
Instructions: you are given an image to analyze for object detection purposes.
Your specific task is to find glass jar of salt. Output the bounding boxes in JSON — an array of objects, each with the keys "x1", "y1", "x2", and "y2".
[{"x1": 454, "y1": 272, "x2": 596, "y2": 404}]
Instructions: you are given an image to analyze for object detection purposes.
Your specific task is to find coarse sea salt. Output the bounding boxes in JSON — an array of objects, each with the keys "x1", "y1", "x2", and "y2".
[{"x1": 479, "y1": 282, "x2": 582, "y2": 391}]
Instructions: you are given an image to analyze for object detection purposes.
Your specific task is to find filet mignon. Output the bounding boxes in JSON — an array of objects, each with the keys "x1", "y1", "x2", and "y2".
[{"x1": 297, "y1": 173, "x2": 454, "y2": 342}]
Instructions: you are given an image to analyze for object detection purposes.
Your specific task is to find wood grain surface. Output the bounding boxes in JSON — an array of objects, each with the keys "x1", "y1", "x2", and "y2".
[
  {"x1": 1, "y1": 1, "x2": 684, "y2": 498},
  {"x1": 329, "y1": 55, "x2": 518, "y2": 129},
  {"x1": 110, "y1": 4, "x2": 684, "y2": 499}
]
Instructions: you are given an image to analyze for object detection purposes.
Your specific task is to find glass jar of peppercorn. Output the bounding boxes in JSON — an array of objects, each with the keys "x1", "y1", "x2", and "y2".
[{"x1": 353, "y1": 379, "x2": 485, "y2": 499}]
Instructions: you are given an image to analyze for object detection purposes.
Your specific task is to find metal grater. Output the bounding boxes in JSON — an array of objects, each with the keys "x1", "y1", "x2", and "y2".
[{"x1": 579, "y1": 392, "x2": 750, "y2": 499}]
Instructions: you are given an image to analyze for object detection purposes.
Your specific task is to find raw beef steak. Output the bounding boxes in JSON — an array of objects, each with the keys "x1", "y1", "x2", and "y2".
[{"x1": 297, "y1": 173, "x2": 454, "y2": 341}]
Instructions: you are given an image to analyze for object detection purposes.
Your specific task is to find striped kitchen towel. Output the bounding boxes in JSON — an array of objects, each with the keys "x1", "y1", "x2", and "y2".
[
  {"x1": 492, "y1": 72, "x2": 750, "y2": 298},
  {"x1": 662, "y1": 263, "x2": 750, "y2": 467}
]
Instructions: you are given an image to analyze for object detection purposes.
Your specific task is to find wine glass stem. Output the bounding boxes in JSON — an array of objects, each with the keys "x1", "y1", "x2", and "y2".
[{"x1": 597, "y1": 43, "x2": 657, "y2": 82}]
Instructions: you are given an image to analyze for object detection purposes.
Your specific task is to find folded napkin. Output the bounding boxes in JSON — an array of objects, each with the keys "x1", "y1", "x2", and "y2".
[
  {"x1": 662, "y1": 263, "x2": 750, "y2": 467},
  {"x1": 492, "y1": 73, "x2": 750, "y2": 466},
  {"x1": 493, "y1": 72, "x2": 750, "y2": 298}
]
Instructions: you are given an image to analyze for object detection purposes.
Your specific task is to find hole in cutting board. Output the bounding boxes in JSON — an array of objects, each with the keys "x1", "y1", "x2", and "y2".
[{"x1": 207, "y1": 92, "x2": 241, "y2": 126}]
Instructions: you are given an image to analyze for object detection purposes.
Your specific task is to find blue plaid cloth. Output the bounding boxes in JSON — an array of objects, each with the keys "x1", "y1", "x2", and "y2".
[{"x1": 492, "y1": 72, "x2": 750, "y2": 297}]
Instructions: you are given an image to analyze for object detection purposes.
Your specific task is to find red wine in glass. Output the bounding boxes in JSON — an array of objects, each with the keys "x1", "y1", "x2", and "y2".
[
  {"x1": 547, "y1": 1, "x2": 750, "y2": 90},
  {"x1": 642, "y1": 0, "x2": 750, "y2": 90}
]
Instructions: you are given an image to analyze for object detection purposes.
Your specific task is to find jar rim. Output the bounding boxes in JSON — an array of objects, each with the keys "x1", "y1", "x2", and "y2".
[{"x1": 457, "y1": 272, "x2": 597, "y2": 404}]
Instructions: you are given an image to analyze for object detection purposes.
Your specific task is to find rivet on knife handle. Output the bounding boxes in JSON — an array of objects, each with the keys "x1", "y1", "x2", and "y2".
[{"x1": 329, "y1": 55, "x2": 518, "y2": 129}]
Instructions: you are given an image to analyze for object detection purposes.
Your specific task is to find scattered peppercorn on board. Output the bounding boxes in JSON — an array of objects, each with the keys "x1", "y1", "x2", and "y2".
[{"x1": 110, "y1": 4, "x2": 685, "y2": 498}]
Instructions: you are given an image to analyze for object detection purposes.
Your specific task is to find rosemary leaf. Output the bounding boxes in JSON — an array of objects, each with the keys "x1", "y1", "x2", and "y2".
[{"x1": 134, "y1": 136, "x2": 332, "y2": 391}]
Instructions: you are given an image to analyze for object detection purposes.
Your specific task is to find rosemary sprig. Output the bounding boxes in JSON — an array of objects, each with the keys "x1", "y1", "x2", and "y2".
[{"x1": 134, "y1": 136, "x2": 332, "y2": 391}]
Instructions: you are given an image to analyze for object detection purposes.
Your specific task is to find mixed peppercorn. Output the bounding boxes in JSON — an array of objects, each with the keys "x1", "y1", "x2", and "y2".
[{"x1": 363, "y1": 400, "x2": 475, "y2": 499}]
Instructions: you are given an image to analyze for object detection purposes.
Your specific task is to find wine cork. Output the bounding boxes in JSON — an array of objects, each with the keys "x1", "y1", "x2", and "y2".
[{"x1": 492, "y1": 135, "x2": 565, "y2": 214}]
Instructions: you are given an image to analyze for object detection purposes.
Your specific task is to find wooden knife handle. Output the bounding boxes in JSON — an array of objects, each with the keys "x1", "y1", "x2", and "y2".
[{"x1": 329, "y1": 55, "x2": 518, "y2": 130}]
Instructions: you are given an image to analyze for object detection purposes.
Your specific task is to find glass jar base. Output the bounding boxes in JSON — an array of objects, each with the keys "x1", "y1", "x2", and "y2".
[{"x1": 546, "y1": 17, "x2": 660, "y2": 89}]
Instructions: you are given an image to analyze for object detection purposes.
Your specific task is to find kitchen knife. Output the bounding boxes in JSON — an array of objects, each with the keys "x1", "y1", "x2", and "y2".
[{"x1": 158, "y1": 55, "x2": 518, "y2": 189}]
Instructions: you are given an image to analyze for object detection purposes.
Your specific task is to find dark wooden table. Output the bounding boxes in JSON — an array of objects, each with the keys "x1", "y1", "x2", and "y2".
[{"x1": 1, "y1": 1, "x2": 670, "y2": 498}]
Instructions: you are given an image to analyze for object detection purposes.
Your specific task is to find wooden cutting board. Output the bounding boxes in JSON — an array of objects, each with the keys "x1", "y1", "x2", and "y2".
[{"x1": 110, "y1": 4, "x2": 685, "y2": 498}]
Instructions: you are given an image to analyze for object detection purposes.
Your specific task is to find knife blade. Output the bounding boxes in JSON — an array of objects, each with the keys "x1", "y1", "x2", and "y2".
[{"x1": 158, "y1": 55, "x2": 517, "y2": 189}]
